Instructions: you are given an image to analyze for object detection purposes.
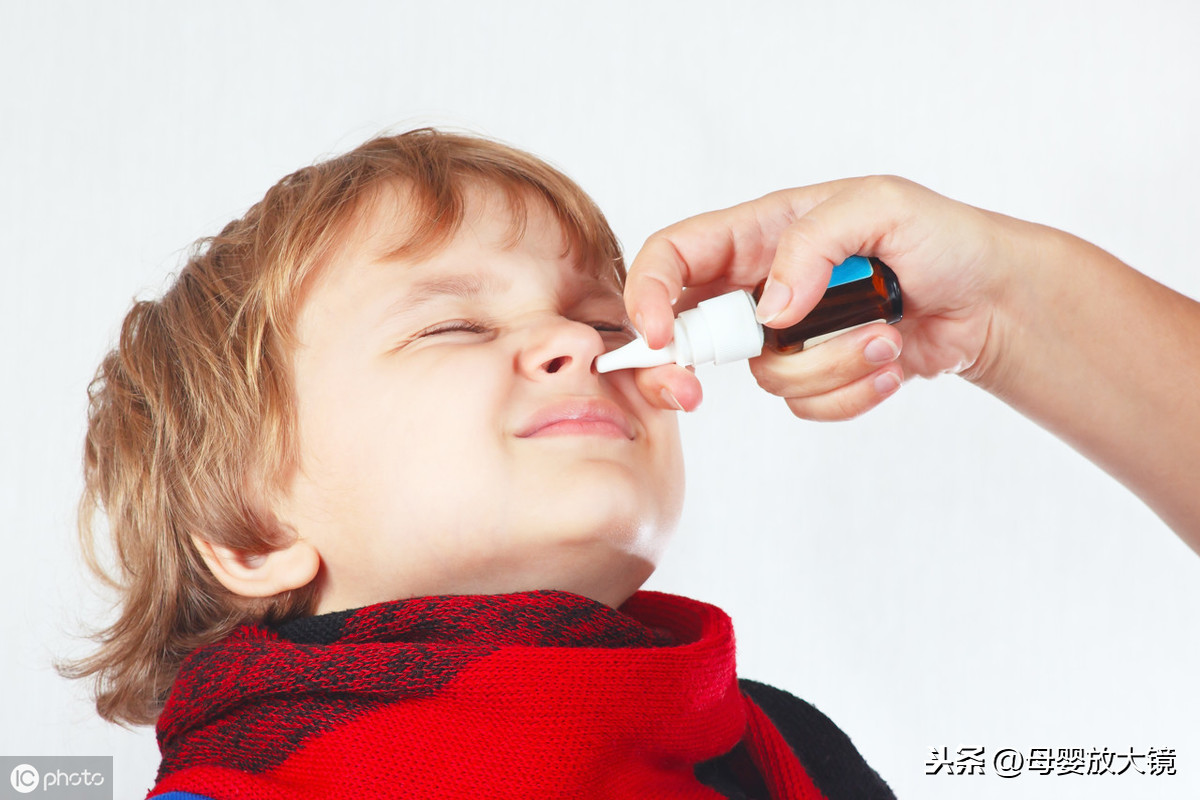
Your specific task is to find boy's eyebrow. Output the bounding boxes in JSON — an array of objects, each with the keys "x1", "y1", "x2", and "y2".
[{"x1": 380, "y1": 273, "x2": 511, "y2": 322}]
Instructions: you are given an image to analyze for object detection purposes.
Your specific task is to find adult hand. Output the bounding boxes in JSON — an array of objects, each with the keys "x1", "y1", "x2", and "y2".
[{"x1": 623, "y1": 176, "x2": 1024, "y2": 420}]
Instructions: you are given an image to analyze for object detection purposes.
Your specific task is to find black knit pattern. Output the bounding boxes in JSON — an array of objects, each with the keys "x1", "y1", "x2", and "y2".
[{"x1": 739, "y1": 679, "x2": 896, "y2": 799}]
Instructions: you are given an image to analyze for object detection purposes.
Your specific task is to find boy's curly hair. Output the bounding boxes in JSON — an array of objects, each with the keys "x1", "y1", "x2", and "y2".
[{"x1": 61, "y1": 129, "x2": 625, "y2": 726}]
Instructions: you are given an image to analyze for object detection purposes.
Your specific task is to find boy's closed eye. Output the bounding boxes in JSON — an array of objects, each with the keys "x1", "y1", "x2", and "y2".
[
  {"x1": 414, "y1": 318, "x2": 635, "y2": 340},
  {"x1": 417, "y1": 320, "x2": 492, "y2": 337}
]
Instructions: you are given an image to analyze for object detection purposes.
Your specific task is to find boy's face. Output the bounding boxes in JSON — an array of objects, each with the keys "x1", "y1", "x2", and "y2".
[{"x1": 275, "y1": 187, "x2": 684, "y2": 612}]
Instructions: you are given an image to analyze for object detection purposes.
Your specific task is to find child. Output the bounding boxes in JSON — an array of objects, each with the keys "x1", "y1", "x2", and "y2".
[{"x1": 65, "y1": 129, "x2": 894, "y2": 799}]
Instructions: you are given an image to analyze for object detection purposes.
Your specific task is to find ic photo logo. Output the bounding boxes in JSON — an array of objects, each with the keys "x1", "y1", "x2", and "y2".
[
  {"x1": 1, "y1": 758, "x2": 111, "y2": 799},
  {"x1": 9, "y1": 764, "x2": 38, "y2": 794}
]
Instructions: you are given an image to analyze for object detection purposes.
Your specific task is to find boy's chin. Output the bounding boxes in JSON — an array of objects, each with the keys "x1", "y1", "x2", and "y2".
[
  {"x1": 527, "y1": 493, "x2": 677, "y2": 552},
  {"x1": 518, "y1": 459, "x2": 682, "y2": 524}
]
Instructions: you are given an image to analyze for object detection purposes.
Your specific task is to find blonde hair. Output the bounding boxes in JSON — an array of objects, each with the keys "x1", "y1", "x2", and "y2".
[{"x1": 62, "y1": 128, "x2": 625, "y2": 726}]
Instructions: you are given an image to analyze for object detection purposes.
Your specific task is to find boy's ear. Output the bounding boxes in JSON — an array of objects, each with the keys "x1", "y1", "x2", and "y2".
[{"x1": 191, "y1": 535, "x2": 320, "y2": 598}]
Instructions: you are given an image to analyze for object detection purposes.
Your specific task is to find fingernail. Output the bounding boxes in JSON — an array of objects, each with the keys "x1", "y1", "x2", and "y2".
[
  {"x1": 660, "y1": 387, "x2": 686, "y2": 412},
  {"x1": 635, "y1": 312, "x2": 646, "y2": 338},
  {"x1": 864, "y1": 337, "x2": 901, "y2": 364},
  {"x1": 755, "y1": 279, "x2": 792, "y2": 325},
  {"x1": 874, "y1": 372, "x2": 901, "y2": 396}
]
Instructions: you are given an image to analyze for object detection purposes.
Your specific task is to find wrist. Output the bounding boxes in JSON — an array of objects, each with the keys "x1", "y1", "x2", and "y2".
[{"x1": 956, "y1": 212, "x2": 1063, "y2": 396}]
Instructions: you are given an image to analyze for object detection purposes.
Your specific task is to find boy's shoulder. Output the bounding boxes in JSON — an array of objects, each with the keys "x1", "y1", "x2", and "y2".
[{"x1": 695, "y1": 679, "x2": 896, "y2": 800}]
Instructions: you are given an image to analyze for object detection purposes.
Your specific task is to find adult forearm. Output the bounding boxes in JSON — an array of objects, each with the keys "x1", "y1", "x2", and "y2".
[{"x1": 972, "y1": 218, "x2": 1200, "y2": 552}]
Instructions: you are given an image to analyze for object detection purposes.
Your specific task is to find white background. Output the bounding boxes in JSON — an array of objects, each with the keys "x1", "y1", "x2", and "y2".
[{"x1": 3, "y1": 2, "x2": 1199, "y2": 798}]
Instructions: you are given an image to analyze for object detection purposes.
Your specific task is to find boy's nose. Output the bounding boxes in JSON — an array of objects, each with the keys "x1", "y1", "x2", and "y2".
[{"x1": 519, "y1": 318, "x2": 607, "y2": 380}]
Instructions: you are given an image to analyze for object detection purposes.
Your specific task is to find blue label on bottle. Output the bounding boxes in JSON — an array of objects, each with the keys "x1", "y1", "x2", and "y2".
[{"x1": 827, "y1": 256, "x2": 874, "y2": 288}]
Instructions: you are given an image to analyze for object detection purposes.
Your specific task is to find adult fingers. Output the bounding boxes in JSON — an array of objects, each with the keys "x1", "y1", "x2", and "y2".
[
  {"x1": 752, "y1": 176, "x2": 920, "y2": 330},
  {"x1": 625, "y1": 181, "x2": 859, "y2": 348},
  {"x1": 747, "y1": 323, "x2": 903, "y2": 401},
  {"x1": 631, "y1": 363, "x2": 704, "y2": 413},
  {"x1": 781, "y1": 364, "x2": 904, "y2": 422}
]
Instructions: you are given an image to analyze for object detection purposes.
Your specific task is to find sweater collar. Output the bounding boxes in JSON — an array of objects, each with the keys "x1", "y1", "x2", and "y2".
[{"x1": 269, "y1": 589, "x2": 677, "y2": 648}]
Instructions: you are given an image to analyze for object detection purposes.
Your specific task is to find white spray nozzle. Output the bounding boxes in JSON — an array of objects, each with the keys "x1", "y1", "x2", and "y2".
[{"x1": 594, "y1": 290, "x2": 764, "y2": 373}]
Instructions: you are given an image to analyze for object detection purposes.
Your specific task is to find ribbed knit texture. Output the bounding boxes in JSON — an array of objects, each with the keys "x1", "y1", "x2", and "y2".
[{"x1": 149, "y1": 591, "x2": 827, "y2": 799}]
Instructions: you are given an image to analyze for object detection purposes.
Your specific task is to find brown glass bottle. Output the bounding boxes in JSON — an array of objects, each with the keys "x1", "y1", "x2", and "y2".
[{"x1": 752, "y1": 257, "x2": 902, "y2": 354}]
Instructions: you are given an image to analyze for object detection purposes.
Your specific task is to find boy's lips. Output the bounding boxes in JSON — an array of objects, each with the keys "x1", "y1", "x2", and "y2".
[{"x1": 516, "y1": 397, "x2": 636, "y2": 439}]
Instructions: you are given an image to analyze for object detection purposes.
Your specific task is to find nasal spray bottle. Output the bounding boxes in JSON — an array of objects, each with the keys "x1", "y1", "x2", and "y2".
[{"x1": 594, "y1": 256, "x2": 902, "y2": 372}]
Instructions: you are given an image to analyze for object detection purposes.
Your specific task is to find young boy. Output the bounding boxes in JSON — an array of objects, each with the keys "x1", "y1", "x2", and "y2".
[{"x1": 68, "y1": 129, "x2": 894, "y2": 799}]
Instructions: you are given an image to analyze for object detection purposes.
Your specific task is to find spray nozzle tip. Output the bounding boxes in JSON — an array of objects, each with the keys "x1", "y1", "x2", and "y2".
[{"x1": 594, "y1": 336, "x2": 677, "y2": 373}]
